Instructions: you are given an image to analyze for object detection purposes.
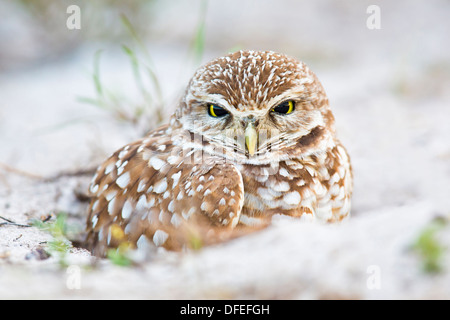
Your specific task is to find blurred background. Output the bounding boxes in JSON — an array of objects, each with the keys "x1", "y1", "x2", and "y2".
[
  {"x1": 1, "y1": 0, "x2": 449, "y2": 214},
  {"x1": 0, "y1": 0, "x2": 450, "y2": 299}
]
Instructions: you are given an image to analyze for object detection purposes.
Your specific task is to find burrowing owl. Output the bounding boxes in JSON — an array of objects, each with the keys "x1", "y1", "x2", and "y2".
[{"x1": 86, "y1": 50, "x2": 352, "y2": 256}]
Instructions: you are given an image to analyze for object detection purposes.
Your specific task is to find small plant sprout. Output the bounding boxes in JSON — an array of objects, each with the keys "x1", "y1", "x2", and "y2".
[
  {"x1": 412, "y1": 217, "x2": 447, "y2": 274},
  {"x1": 31, "y1": 213, "x2": 74, "y2": 267}
]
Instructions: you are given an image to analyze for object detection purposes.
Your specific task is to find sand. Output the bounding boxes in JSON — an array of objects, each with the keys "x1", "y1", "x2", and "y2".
[{"x1": 0, "y1": 0, "x2": 449, "y2": 299}]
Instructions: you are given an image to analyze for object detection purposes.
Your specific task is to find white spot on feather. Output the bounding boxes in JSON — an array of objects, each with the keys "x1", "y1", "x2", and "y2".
[
  {"x1": 136, "y1": 195, "x2": 149, "y2": 211},
  {"x1": 170, "y1": 214, "x2": 182, "y2": 228},
  {"x1": 272, "y1": 180, "x2": 290, "y2": 192},
  {"x1": 107, "y1": 198, "x2": 116, "y2": 214},
  {"x1": 182, "y1": 207, "x2": 196, "y2": 220},
  {"x1": 91, "y1": 215, "x2": 98, "y2": 228},
  {"x1": 329, "y1": 184, "x2": 340, "y2": 196},
  {"x1": 105, "y1": 163, "x2": 115, "y2": 174},
  {"x1": 329, "y1": 172, "x2": 340, "y2": 185},
  {"x1": 90, "y1": 184, "x2": 99, "y2": 193},
  {"x1": 153, "y1": 230, "x2": 169, "y2": 246},
  {"x1": 92, "y1": 200, "x2": 99, "y2": 212},
  {"x1": 279, "y1": 167, "x2": 289, "y2": 177},
  {"x1": 137, "y1": 180, "x2": 146, "y2": 193},
  {"x1": 239, "y1": 214, "x2": 264, "y2": 227},
  {"x1": 105, "y1": 191, "x2": 116, "y2": 201},
  {"x1": 157, "y1": 144, "x2": 166, "y2": 151},
  {"x1": 168, "y1": 200, "x2": 175, "y2": 213},
  {"x1": 150, "y1": 156, "x2": 166, "y2": 170},
  {"x1": 316, "y1": 204, "x2": 332, "y2": 220},
  {"x1": 167, "y1": 155, "x2": 179, "y2": 165},
  {"x1": 122, "y1": 200, "x2": 133, "y2": 219},
  {"x1": 171, "y1": 171, "x2": 181, "y2": 187},
  {"x1": 136, "y1": 235, "x2": 151, "y2": 250},
  {"x1": 283, "y1": 191, "x2": 301, "y2": 205},
  {"x1": 257, "y1": 187, "x2": 277, "y2": 200},
  {"x1": 116, "y1": 172, "x2": 130, "y2": 189},
  {"x1": 153, "y1": 178, "x2": 168, "y2": 194},
  {"x1": 118, "y1": 149, "x2": 127, "y2": 159},
  {"x1": 313, "y1": 182, "x2": 327, "y2": 197}
]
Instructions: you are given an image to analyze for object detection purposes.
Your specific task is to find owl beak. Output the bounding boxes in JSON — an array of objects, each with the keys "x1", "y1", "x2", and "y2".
[{"x1": 244, "y1": 122, "x2": 258, "y2": 156}]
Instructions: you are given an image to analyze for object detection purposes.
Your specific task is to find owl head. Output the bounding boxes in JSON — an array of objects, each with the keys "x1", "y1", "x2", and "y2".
[{"x1": 175, "y1": 50, "x2": 336, "y2": 164}]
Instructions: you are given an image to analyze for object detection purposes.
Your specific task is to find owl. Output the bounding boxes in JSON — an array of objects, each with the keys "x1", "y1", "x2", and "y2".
[{"x1": 85, "y1": 50, "x2": 353, "y2": 256}]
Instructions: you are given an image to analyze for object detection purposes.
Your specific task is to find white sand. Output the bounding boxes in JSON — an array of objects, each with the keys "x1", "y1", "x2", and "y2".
[{"x1": 0, "y1": 0, "x2": 449, "y2": 299}]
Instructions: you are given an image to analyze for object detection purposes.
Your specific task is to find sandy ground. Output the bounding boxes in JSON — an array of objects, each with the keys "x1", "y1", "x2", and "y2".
[{"x1": 0, "y1": 0, "x2": 450, "y2": 299}]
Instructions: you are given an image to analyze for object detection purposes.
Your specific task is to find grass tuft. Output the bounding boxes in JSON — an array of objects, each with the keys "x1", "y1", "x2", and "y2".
[
  {"x1": 412, "y1": 217, "x2": 447, "y2": 274},
  {"x1": 31, "y1": 213, "x2": 74, "y2": 267}
]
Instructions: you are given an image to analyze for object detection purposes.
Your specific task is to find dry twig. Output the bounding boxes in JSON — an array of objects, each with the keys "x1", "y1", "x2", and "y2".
[
  {"x1": 0, "y1": 161, "x2": 97, "y2": 182},
  {"x1": 0, "y1": 216, "x2": 31, "y2": 228}
]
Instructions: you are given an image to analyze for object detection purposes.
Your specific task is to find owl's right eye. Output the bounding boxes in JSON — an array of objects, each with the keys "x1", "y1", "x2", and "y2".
[{"x1": 208, "y1": 104, "x2": 229, "y2": 118}]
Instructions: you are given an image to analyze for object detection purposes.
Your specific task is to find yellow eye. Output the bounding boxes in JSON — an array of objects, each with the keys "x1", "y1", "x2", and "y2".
[
  {"x1": 208, "y1": 104, "x2": 228, "y2": 117},
  {"x1": 271, "y1": 100, "x2": 295, "y2": 114}
]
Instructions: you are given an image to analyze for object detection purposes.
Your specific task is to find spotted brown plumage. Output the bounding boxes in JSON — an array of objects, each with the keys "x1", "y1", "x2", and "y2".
[{"x1": 85, "y1": 50, "x2": 353, "y2": 256}]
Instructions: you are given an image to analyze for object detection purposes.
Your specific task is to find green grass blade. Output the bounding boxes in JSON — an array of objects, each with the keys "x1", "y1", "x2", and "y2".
[
  {"x1": 191, "y1": 0, "x2": 208, "y2": 66},
  {"x1": 93, "y1": 49, "x2": 104, "y2": 97}
]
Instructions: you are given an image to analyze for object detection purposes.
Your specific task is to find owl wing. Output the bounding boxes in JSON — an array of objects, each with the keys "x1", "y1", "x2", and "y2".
[{"x1": 85, "y1": 131, "x2": 245, "y2": 256}]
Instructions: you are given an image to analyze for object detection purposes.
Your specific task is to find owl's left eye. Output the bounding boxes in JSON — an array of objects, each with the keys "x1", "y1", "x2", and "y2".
[
  {"x1": 271, "y1": 100, "x2": 295, "y2": 114},
  {"x1": 208, "y1": 104, "x2": 229, "y2": 118}
]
